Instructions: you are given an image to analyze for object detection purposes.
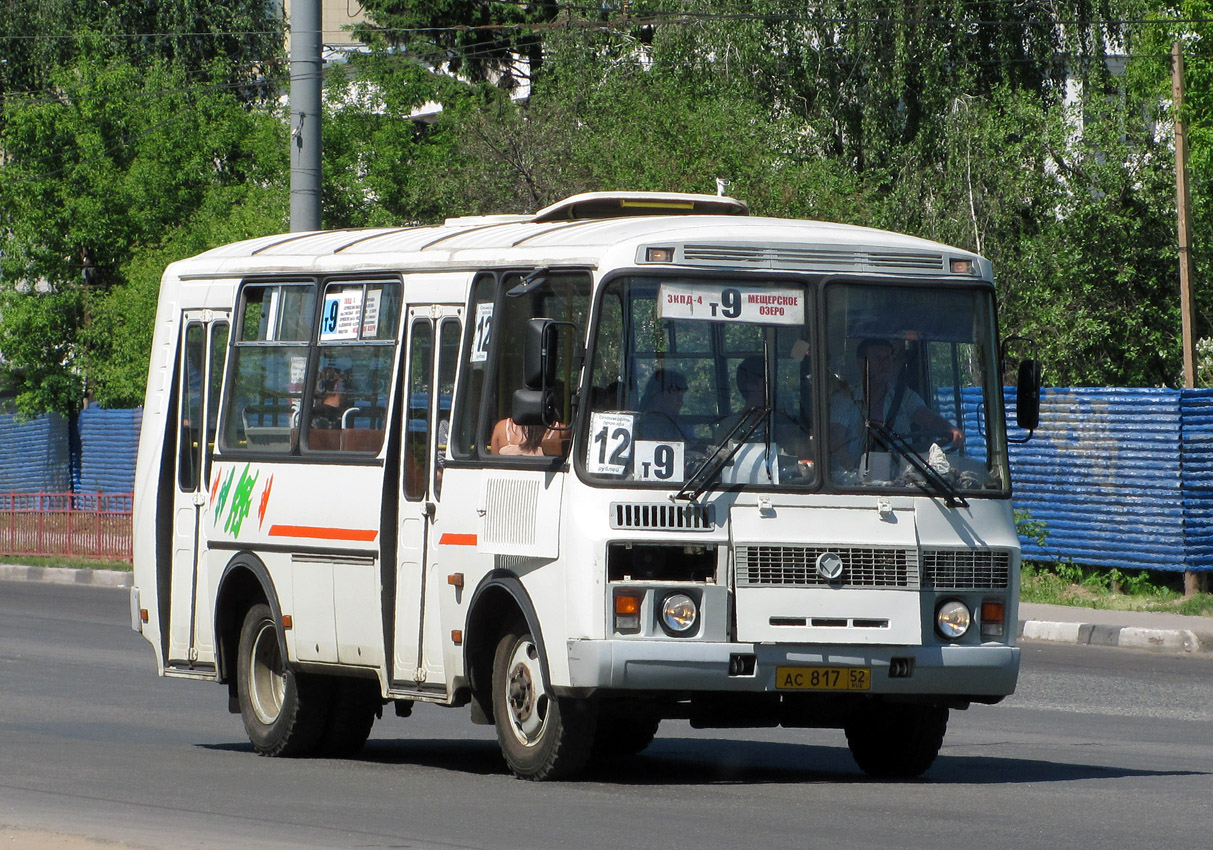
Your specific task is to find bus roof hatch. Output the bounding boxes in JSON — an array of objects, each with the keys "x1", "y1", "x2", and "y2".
[{"x1": 532, "y1": 192, "x2": 749, "y2": 222}]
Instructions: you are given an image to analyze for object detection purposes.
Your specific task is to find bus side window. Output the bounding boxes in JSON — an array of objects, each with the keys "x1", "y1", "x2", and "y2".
[
  {"x1": 203, "y1": 322, "x2": 228, "y2": 485},
  {"x1": 433, "y1": 317, "x2": 461, "y2": 496},
  {"x1": 454, "y1": 270, "x2": 590, "y2": 461},
  {"x1": 404, "y1": 320, "x2": 433, "y2": 501},
  {"x1": 451, "y1": 274, "x2": 495, "y2": 459},
  {"x1": 178, "y1": 323, "x2": 205, "y2": 491},
  {"x1": 306, "y1": 280, "x2": 400, "y2": 454},
  {"x1": 222, "y1": 283, "x2": 315, "y2": 452}
]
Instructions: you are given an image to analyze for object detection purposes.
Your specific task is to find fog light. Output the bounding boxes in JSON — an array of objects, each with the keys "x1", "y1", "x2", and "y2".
[
  {"x1": 660, "y1": 593, "x2": 698, "y2": 635},
  {"x1": 935, "y1": 599, "x2": 971, "y2": 640}
]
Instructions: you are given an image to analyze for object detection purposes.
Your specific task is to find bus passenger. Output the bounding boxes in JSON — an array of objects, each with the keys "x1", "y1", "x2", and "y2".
[
  {"x1": 490, "y1": 416, "x2": 563, "y2": 456},
  {"x1": 312, "y1": 365, "x2": 351, "y2": 429},
  {"x1": 637, "y1": 368, "x2": 691, "y2": 442},
  {"x1": 717, "y1": 355, "x2": 812, "y2": 456}
]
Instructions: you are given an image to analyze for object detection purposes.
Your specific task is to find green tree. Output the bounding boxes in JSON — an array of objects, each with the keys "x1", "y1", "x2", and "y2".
[
  {"x1": 0, "y1": 1, "x2": 282, "y2": 100},
  {"x1": 0, "y1": 57, "x2": 285, "y2": 413},
  {"x1": 355, "y1": 0, "x2": 562, "y2": 86}
]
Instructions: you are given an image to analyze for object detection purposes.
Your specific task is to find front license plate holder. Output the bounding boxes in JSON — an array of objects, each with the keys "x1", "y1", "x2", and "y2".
[{"x1": 775, "y1": 666, "x2": 871, "y2": 691}]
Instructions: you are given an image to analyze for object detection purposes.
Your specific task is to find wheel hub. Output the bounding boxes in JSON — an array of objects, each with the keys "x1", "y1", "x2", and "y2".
[
  {"x1": 508, "y1": 663, "x2": 534, "y2": 722},
  {"x1": 503, "y1": 638, "x2": 547, "y2": 745}
]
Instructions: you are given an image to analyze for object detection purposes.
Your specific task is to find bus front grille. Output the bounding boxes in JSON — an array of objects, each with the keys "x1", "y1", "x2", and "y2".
[
  {"x1": 735, "y1": 545, "x2": 918, "y2": 588},
  {"x1": 922, "y1": 549, "x2": 1011, "y2": 589},
  {"x1": 610, "y1": 502, "x2": 714, "y2": 531}
]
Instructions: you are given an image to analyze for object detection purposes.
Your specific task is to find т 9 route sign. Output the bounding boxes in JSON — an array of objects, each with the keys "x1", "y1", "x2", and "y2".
[{"x1": 657, "y1": 282, "x2": 805, "y2": 326}]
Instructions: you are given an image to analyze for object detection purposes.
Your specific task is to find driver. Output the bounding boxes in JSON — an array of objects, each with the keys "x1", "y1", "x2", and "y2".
[
  {"x1": 829, "y1": 338, "x2": 964, "y2": 469},
  {"x1": 637, "y1": 368, "x2": 691, "y2": 441},
  {"x1": 716, "y1": 355, "x2": 811, "y2": 456}
]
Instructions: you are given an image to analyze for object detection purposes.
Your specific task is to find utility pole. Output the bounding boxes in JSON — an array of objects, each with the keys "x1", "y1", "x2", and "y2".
[
  {"x1": 290, "y1": 0, "x2": 323, "y2": 232},
  {"x1": 1173, "y1": 41, "x2": 1205, "y2": 597}
]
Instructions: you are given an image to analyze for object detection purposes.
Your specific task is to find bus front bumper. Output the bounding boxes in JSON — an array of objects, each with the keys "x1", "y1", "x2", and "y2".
[{"x1": 565, "y1": 639, "x2": 1019, "y2": 699}]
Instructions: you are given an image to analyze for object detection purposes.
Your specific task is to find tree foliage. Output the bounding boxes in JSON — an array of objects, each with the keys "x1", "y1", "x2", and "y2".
[
  {"x1": 3, "y1": 1, "x2": 1212, "y2": 413},
  {"x1": 0, "y1": 3, "x2": 285, "y2": 415}
]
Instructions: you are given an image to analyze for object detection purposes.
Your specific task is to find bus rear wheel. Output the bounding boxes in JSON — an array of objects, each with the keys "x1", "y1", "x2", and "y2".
[
  {"x1": 237, "y1": 603, "x2": 330, "y2": 757},
  {"x1": 844, "y1": 703, "x2": 948, "y2": 779},
  {"x1": 491, "y1": 625, "x2": 595, "y2": 780}
]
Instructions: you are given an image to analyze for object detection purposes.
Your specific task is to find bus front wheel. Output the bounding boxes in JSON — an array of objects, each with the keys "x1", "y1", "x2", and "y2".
[
  {"x1": 844, "y1": 703, "x2": 948, "y2": 779},
  {"x1": 491, "y1": 625, "x2": 595, "y2": 780},
  {"x1": 236, "y1": 603, "x2": 330, "y2": 757}
]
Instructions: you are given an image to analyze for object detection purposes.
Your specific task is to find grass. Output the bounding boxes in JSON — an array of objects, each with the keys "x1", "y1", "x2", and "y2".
[
  {"x1": 1020, "y1": 562, "x2": 1213, "y2": 618},
  {"x1": 1014, "y1": 509, "x2": 1213, "y2": 617},
  {"x1": 0, "y1": 553, "x2": 132, "y2": 571}
]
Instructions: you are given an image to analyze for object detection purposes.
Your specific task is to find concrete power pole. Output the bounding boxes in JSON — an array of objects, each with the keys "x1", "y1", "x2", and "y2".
[{"x1": 290, "y1": 0, "x2": 323, "y2": 232}]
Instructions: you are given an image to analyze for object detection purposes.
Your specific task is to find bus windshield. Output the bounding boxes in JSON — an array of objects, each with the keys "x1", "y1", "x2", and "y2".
[
  {"x1": 824, "y1": 281, "x2": 1009, "y2": 495},
  {"x1": 582, "y1": 275, "x2": 817, "y2": 489},
  {"x1": 580, "y1": 275, "x2": 1010, "y2": 496}
]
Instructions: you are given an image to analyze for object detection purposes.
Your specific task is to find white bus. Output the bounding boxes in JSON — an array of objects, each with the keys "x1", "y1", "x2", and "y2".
[{"x1": 131, "y1": 191, "x2": 1040, "y2": 780}]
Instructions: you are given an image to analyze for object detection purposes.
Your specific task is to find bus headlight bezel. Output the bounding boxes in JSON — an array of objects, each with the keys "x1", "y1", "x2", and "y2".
[
  {"x1": 935, "y1": 599, "x2": 972, "y2": 641},
  {"x1": 659, "y1": 592, "x2": 699, "y2": 636}
]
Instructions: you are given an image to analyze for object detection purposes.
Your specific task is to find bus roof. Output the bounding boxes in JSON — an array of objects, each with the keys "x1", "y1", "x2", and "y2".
[{"x1": 167, "y1": 195, "x2": 987, "y2": 282}]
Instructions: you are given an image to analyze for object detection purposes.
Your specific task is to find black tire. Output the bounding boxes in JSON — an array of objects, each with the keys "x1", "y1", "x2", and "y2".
[
  {"x1": 320, "y1": 677, "x2": 381, "y2": 757},
  {"x1": 592, "y1": 714, "x2": 660, "y2": 759},
  {"x1": 236, "y1": 603, "x2": 331, "y2": 757},
  {"x1": 845, "y1": 703, "x2": 949, "y2": 779},
  {"x1": 491, "y1": 624, "x2": 596, "y2": 780}
]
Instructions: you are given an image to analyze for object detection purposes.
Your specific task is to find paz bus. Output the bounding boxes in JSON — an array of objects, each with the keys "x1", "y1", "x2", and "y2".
[{"x1": 130, "y1": 191, "x2": 1040, "y2": 780}]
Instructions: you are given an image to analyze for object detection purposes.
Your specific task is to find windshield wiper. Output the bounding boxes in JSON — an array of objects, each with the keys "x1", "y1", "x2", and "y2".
[
  {"x1": 866, "y1": 423, "x2": 968, "y2": 508},
  {"x1": 674, "y1": 406, "x2": 770, "y2": 502}
]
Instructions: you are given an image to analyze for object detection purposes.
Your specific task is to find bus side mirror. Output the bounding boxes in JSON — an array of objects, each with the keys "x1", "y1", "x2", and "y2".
[
  {"x1": 523, "y1": 318, "x2": 558, "y2": 390},
  {"x1": 1016, "y1": 359, "x2": 1042, "y2": 430},
  {"x1": 512, "y1": 388, "x2": 555, "y2": 427}
]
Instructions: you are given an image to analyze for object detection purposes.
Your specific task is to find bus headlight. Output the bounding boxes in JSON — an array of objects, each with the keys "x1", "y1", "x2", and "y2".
[
  {"x1": 660, "y1": 593, "x2": 698, "y2": 635},
  {"x1": 935, "y1": 599, "x2": 971, "y2": 640}
]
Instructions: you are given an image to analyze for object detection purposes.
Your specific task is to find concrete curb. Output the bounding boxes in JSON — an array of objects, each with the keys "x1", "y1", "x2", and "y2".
[
  {"x1": 0, "y1": 564, "x2": 132, "y2": 588},
  {"x1": 1018, "y1": 619, "x2": 1213, "y2": 653}
]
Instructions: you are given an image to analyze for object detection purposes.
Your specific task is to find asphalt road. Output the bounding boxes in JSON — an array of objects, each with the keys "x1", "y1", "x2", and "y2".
[{"x1": 2, "y1": 581, "x2": 1210, "y2": 850}]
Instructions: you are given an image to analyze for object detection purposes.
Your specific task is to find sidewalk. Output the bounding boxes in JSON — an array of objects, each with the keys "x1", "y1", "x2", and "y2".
[
  {"x1": 1018, "y1": 601, "x2": 1213, "y2": 653},
  {"x1": 0, "y1": 563, "x2": 133, "y2": 588},
  {"x1": 3, "y1": 563, "x2": 1211, "y2": 653}
]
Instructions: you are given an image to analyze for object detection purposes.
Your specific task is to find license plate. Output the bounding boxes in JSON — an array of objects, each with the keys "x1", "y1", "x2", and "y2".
[{"x1": 775, "y1": 666, "x2": 871, "y2": 691}]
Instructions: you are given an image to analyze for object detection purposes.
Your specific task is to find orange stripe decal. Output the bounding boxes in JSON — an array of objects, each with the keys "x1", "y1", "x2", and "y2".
[
  {"x1": 439, "y1": 533, "x2": 478, "y2": 546},
  {"x1": 268, "y1": 525, "x2": 378, "y2": 542}
]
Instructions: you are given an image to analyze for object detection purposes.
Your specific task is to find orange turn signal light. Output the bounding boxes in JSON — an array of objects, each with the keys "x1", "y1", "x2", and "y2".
[
  {"x1": 615, "y1": 594, "x2": 640, "y2": 616},
  {"x1": 980, "y1": 599, "x2": 1005, "y2": 637},
  {"x1": 614, "y1": 592, "x2": 642, "y2": 633}
]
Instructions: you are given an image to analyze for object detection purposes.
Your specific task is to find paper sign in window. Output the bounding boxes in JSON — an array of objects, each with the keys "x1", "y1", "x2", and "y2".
[{"x1": 658, "y1": 283, "x2": 805, "y2": 326}]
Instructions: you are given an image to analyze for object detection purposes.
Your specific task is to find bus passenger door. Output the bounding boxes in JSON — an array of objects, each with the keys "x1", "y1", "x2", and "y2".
[
  {"x1": 393, "y1": 307, "x2": 461, "y2": 686},
  {"x1": 167, "y1": 311, "x2": 229, "y2": 668}
]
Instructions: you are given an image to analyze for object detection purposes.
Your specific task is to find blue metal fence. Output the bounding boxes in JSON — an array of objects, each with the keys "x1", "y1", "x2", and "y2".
[
  {"x1": 75, "y1": 406, "x2": 143, "y2": 494},
  {"x1": 0, "y1": 407, "x2": 140, "y2": 496},
  {"x1": 0, "y1": 412, "x2": 71, "y2": 493},
  {"x1": 1010, "y1": 387, "x2": 1210, "y2": 573}
]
